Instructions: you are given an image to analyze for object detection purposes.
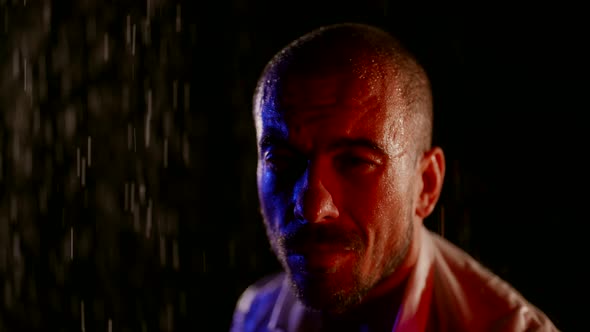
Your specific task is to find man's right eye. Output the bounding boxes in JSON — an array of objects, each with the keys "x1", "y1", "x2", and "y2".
[{"x1": 264, "y1": 152, "x2": 295, "y2": 172}]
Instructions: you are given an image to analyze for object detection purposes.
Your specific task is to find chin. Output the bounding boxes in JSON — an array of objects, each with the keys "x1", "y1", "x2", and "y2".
[{"x1": 290, "y1": 270, "x2": 365, "y2": 315}]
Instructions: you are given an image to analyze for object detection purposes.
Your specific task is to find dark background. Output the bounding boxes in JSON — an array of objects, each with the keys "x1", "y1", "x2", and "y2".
[{"x1": 0, "y1": 0, "x2": 586, "y2": 331}]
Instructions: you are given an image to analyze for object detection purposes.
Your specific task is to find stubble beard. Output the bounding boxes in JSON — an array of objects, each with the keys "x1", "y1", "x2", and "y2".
[{"x1": 265, "y1": 218, "x2": 414, "y2": 315}]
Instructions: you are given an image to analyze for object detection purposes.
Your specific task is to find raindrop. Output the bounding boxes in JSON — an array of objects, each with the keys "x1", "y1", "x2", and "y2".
[
  {"x1": 124, "y1": 182, "x2": 129, "y2": 211},
  {"x1": 167, "y1": 303, "x2": 174, "y2": 331},
  {"x1": 159, "y1": 235, "x2": 166, "y2": 267},
  {"x1": 81, "y1": 157, "x2": 86, "y2": 187},
  {"x1": 86, "y1": 16, "x2": 96, "y2": 42},
  {"x1": 33, "y1": 109, "x2": 40, "y2": 137},
  {"x1": 132, "y1": 23, "x2": 137, "y2": 55},
  {"x1": 163, "y1": 138, "x2": 168, "y2": 168},
  {"x1": 134, "y1": 127, "x2": 137, "y2": 152},
  {"x1": 64, "y1": 106, "x2": 77, "y2": 141},
  {"x1": 133, "y1": 202, "x2": 140, "y2": 232},
  {"x1": 126, "y1": 15, "x2": 131, "y2": 45},
  {"x1": 175, "y1": 4, "x2": 181, "y2": 32},
  {"x1": 38, "y1": 55, "x2": 47, "y2": 101},
  {"x1": 23, "y1": 57, "x2": 27, "y2": 92},
  {"x1": 81, "y1": 300, "x2": 86, "y2": 332},
  {"x1": 39, "y1": 186, "x2": 48, "y2": 214},
  {"x1": 145, "y1": 199, "x2": 152, "y2": 238},
  {"x1": 172, "y1": 80, "x2": 178, "y2": 110},
  {"x1": 122, "y1": 85, "x2": 130, "y2": 113},
  {"x1": 10, "y1": 195, "x2": 17, "y2": 222},
  {"x1": 143, "y1": 19, "x2": 151, "y2": 45},
  {"x1": 12, "y1": 135, "x2": 20, "y2": 165},
  {"x1": 70, "y1": 227, "x2": 74, "y2": 260},
  {"x1": 77, "y1": 147, "x2": 80, "y2": 177},
  {"x1": 179, "y1": 292, "x2": 187, "y2": 316},
  {"x1": 42, "y1": 1, "x2": 51, "y2": 29},
  {"x1": 127, "y1": 123, "x2": 133, "y2": 150},
  {"x1": 139, "y1": 184, "x2": 146, "y2": 204},
  {"x1": 12, "y1": 49, "x2": 19, "y2": 78},
  {"x1": 4, "y1": 280, "x2": 13, "y2": 309},
  {"x1": 182, "y1": 133, "x2": 189, "y2": 166},
  {"x1": 104, "y1": 33, "x2": 109, "y2": 61},
  {"x1": 12, "y1": 233, "x2": 21, "y2": 262},
  {"x1": 87, "y1": 136, "x2": 92, "y2": 167},
  {"x1": 130, "y1": 182, "x2": 135, "y2": 212},
  {"x1": 172, "y1": 239, "x2": 179, "y2": 270},
  {"x1": 145, "y1": 89, "x2": 152, "y2": 148}
]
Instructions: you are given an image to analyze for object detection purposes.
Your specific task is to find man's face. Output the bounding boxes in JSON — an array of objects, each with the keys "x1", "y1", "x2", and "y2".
[{"x1": 255, "y1": 63, "x2": 420, "y2": 314}]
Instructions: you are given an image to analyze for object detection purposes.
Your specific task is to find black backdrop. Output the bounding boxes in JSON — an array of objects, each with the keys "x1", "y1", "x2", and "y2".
[{"x1": 0, "y1": 0, "x2": 586, "y2": 331}]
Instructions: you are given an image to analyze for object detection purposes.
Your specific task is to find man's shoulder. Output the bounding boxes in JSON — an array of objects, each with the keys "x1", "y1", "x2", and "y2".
[
  {"x1": 230, "y1": 271, "x2": 287, "y2": 332},
  {"x1": 426, "y1": 230, "x2": 560, "y2": 331}
]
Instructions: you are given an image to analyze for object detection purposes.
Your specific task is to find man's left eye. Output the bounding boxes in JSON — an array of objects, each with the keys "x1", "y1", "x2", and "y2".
[{"x1": 335, "y1": 155, "x2": 377, "y2": 173}]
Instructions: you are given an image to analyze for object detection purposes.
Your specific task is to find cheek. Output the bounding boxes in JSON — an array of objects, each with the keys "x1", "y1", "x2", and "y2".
[
  {"x1": 343, "y1": 170, "x2": 400, "y2": 219},
  {"x1": 343, "y1": 169, "x2": 411, "y2": 248},
  {"x1": 257, "y1": 170, "x2": 292, "y2": 228}
]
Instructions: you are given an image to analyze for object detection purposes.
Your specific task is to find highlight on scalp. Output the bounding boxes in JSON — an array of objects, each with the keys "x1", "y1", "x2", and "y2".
[{"x1": 253, "y1": 22, "x2": 434, "y2": 157}]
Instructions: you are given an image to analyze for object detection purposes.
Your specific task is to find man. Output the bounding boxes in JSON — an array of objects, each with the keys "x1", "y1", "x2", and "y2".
[{"x1": 231, "y1": 23, "x2": 559, "y2": 332}]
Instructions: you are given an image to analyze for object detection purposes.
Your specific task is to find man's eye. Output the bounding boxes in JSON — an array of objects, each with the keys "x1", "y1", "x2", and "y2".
[
  {"x1": 264, "y1": 152, "x2": 298, "y2": 172},
  {"x1": 335, "y1": 155, "x2": 377, "y2": 173}
]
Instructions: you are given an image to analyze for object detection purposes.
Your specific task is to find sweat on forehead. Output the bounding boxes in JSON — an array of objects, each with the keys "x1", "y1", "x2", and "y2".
[
  {"x1": 260, "y1": 24, "x2": 403, "y2": 93},
  {"x1": 253, "y1": 23, "x2": 434, "y2": 151}
]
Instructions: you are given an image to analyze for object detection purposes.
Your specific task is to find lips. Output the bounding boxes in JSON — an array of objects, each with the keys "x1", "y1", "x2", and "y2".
[
  {"x1": 282, "y1": 222, "x2": 361, "y2": 252},
  {"x1": 287, "y1": 241, "x2": 354, "y2": 255},
  {"x1": 286, "y1": 244, "x2": 355, "y2": 274}
]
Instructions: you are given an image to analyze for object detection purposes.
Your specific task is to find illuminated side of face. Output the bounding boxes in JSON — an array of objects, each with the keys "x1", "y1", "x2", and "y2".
[{"x1": 254, "y1": 58, "x2": 424, "y2": 314}]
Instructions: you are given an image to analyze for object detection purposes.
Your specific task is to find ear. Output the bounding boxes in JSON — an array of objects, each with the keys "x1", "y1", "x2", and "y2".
[{"x1": 416, "y1": 146, "x2": 445, "y2": 219}]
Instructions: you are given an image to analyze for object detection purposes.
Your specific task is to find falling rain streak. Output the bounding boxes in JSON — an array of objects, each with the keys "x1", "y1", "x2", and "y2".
[{"x1": 0, "y1": 0, "x2": 266, "y2": 331}]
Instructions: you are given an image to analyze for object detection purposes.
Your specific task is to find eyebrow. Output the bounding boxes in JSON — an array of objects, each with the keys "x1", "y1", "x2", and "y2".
[
  {"x1": 327, "y1": 138, "x2": 388, "y2": 157},
  {"x1": 260, "y1": 134, "x2": 388, "y2": 158}
]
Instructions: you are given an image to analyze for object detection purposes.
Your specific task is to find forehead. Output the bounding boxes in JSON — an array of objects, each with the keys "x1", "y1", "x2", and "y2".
[
  {"x1": 260, "y1": 58, "x2": 399, "y2": 123},
  {"x1": 256, "y1": 62, "x2": 407, "y2": 154}
]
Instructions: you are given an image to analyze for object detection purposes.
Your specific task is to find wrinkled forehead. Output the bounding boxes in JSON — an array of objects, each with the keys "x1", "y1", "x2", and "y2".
[{"x1": 256, "y1": 55, "x2": 399, "y2": 119}]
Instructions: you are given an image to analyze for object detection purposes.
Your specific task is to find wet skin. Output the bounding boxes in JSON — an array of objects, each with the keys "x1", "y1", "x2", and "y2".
[{"x1": 255, "y1": 61, "x2": 430, "y2": 314}]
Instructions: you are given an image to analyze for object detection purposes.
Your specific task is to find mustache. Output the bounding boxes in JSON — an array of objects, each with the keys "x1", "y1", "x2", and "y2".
[{"x1": 280, "y1": 221, "x2": 363, "y2": 251}]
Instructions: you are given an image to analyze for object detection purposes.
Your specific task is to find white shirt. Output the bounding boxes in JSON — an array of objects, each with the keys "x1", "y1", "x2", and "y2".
[{"x1": 231, "y1": 226, "x2": 560, "y2": 332}]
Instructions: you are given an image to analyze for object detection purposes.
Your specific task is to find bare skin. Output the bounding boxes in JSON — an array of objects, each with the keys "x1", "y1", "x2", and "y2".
[{"x1": 254, "y1": 25, "x2": 445, "y2": 319}]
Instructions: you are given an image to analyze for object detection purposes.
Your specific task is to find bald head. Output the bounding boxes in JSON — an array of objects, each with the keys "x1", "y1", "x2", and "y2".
[{"x1": 254, "y1": 23, "x2": 434, "y2": 156}]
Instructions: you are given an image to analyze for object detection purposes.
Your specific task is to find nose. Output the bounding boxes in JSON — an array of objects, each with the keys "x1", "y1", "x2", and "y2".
[{"x1": 293, "y1": 162, "x2": 340, "y2": 223}]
